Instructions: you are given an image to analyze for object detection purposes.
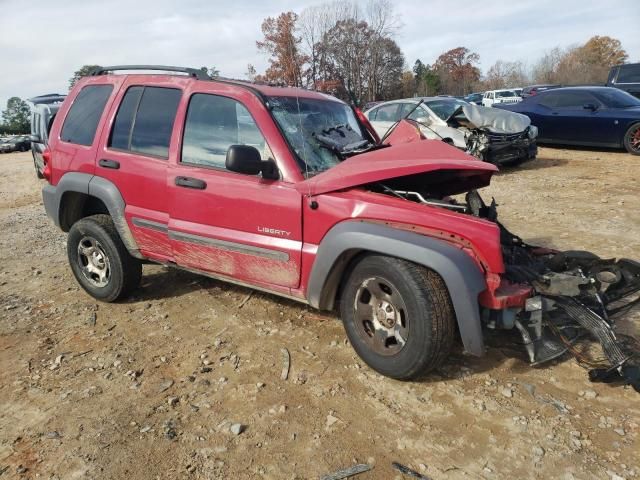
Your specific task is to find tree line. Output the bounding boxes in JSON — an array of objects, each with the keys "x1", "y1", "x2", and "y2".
[
  {"x1": 250, "y1": 0, "x2": 630, "y2": 105},
  {"x1": 5, "y1": 4, "x2": 632, "y2": 133}
]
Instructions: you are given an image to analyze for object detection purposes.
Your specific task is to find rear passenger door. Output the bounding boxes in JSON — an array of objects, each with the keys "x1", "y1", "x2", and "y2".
[
  {"x1": 168, "y1": 91, "x2": 303, "y2": 290},
  {"x1": 95, "y1": 82, "x2": 182, "y2": 262}
]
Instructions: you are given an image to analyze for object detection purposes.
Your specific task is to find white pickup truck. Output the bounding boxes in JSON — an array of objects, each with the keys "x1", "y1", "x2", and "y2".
[{"x1": 482, "y1": 89, "x2": 522, "y2": 107}]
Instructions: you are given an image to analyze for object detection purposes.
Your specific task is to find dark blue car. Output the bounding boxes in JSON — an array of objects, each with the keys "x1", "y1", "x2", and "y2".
[{"x1": 495, "y1": 86, "x2": 640, "y2": 155}]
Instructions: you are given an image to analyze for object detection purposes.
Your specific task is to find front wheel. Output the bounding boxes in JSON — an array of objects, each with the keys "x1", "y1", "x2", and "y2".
[
  {"x1": 339, "y1": 255, "x2": 456, "y2": 380},
  {"x1": 624, "y1": 123, "x2": 640, "y2": 155},
  {"x1": 67, "y1": 214, "x2": 142, "y2": 302}
]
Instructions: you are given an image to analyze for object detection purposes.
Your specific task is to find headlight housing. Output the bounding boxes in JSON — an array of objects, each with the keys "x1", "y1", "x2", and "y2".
[{"x1": 527, "y1": 125, "x2": 538, "y2": 140}]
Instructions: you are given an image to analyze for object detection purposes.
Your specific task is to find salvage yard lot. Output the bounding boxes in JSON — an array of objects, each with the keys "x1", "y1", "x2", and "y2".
[{"x1": 0, "y1": 149, "x2": 639, "y2": 479}]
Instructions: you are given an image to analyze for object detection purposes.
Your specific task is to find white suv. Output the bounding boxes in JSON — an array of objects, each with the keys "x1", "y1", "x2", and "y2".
[{"x1": 482, "y1": 89, "x2": 522, "y2": 107}]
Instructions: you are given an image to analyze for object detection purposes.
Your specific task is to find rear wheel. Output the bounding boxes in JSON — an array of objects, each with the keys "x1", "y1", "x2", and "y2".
[
  {"x1": 67, "y1": 214, "x2": 142, "y2": 302},
  {"x1": 624, "y1": 123, "x2": 640, "y2": 155},
  {"x1": 339, "y1": 255, "x2": 456, "y2": 380}
]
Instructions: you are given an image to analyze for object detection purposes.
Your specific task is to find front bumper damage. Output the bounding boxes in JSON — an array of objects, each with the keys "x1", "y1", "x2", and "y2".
[
  {"x1": 471, "y1": 192, "x2": 640, "y2": 391},
  {"x1": 468, "y1": 130, "x2": 537, "y2": 165}
]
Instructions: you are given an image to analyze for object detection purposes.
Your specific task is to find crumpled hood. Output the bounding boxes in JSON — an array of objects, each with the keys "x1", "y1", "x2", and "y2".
[
  {"x1": 296, "y1": 140, "x2": 497, "y2": 196},
  {"x1": 449, "y1": 103, "x2": 531, "y2": 134}
]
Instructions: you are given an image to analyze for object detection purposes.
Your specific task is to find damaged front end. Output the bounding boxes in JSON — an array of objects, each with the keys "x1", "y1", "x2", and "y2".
[
  {"x1": 447, "y1": 104, "x2": 538, "y2": 165},
  {"x1": 469, "y1": 192, "x2": 640, "y2": 390}
]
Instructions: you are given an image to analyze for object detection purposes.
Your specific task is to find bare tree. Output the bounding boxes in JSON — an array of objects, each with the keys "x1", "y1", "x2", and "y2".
[{"x1": 484, "y1": 60, "x2": 529, "y2": 90}]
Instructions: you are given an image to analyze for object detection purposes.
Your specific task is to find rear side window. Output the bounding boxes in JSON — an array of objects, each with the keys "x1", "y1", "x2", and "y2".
[
  {"x1": 553, "y1": 91, "x2": 597, "y2": 108},
  {"x1": 618, "y1": 64, "x2": 640, "y2": 83},
  {"x1": 61, "y1": 85, "x2": 113, "y2": 146},
  {"x1": 374, "y1": 104, "x2": 400, "y2": 122},
  {"x1": 109, "y1": 86, "x2": 181, "y2": 158}
]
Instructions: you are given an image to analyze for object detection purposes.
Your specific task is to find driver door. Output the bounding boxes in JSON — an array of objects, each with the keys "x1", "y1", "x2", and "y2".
[{"x1": 168, "y1": 92, "x2": 303, "y2": 290}]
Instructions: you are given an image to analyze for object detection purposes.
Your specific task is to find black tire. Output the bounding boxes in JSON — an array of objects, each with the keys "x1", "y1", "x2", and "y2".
[
  {"x1": 67, "y1": 214, "x2": 142, "y2": 302},
  {"x1": 32, "y1": 151, "x2": 44, "y2": 179},
  {"x1": 623, "y1": 122, "x2": 640, "y2": 155},
  {"x1": 339, "y1": 255, "x2": 456, "y2": 380}
]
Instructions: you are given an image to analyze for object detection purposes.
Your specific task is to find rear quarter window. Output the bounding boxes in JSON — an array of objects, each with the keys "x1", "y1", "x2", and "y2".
[{"x1": 60, "y1": 85, "x2": 113, "y2": 146}]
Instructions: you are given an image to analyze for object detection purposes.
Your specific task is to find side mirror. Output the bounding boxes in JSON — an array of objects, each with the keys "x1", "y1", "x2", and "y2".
[
  {"x1": 583, "y1": 103, "x2": 597, "y2": 111},
  {"x1": 225, "y1": 145, "x2": 279, "y2": 180},
  {"x1": 30, "y1": 134, "x2": 41, "y2": 142}
]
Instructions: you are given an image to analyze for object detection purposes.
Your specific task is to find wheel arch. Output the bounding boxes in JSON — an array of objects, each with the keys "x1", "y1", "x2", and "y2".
[
  {"x1": 307, "y1": 221, "x2": 488, "y2": 356},
  {"x1": 42, "y1": 173, "x2": 142, "y2": 258}
]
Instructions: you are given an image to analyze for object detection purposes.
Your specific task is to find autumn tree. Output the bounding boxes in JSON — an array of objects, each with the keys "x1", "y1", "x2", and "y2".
[
  {"x1": 1, "y1": 97, "x2": 31, "y2": 133},
  {"x1": 580, "y1": 36, "x2": 628, "y2": 68},
  {"x1": 314, "y1": 18, "x2": 404, "y2": 105},
  {"x1": 256, "y1": 12, "x2": 307, "y2": 87},
  {"x1": 434, "y1": 47, "x2": 480, "y2": 95},
  {"x1": 69, "y1": 65, "x2": 102, "y2": 89}
]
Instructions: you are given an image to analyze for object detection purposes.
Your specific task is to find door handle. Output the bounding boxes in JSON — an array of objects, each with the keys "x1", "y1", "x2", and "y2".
[
  {"x1": 99, "y1": 158, "x2": 120, "y2": 169},
  {"x1": 175, "y1": 176, "x2": 207, "y2": 190}
]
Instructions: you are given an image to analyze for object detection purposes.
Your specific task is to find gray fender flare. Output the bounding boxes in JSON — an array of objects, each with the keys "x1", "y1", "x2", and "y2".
[
  {"x1": 306, "y1": 221, "x2": 487, "y2": 356},
  {"x1": 42, "y1": 173, "x2": 141, "y2": 258}
]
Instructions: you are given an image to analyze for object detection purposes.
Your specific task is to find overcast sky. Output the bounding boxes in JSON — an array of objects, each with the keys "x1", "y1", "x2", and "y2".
[{"x1": 1, "y1": 0, "x2": 638, "y2": 109}]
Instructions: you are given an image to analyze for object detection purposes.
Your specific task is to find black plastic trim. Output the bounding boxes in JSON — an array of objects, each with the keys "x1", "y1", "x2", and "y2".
[{"x1": 168, "y1": 230, "x2": 289, "y2": 262}]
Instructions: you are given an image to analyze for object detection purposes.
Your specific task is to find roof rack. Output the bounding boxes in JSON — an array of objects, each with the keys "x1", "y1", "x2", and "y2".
[{"x1": 90, "y1": 65, "x2": 210, "y2": 80}]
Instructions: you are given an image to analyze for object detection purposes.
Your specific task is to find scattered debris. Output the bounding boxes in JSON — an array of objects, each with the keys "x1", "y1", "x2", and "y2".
[
  {"x1": 326, "y1": 414, "x2": 339, "y2": 428},
  {"x1": 320, "y1": 463, "x2": 373, "y2": 480},
  {"x1": 158, "y1": 379, "x2": 174, "y2": 393},
  {"x1": 391, "y1": 462, "x2": 431, "y2": 479},
  {"x1": 87, "y1": 312, "x2": 97, "y2": 326},
  {"x1": 280, "y1": 347, "x2": 290, "y2": 380},
  {"x1": 45, "y1": 431, "x2": 62, "y2": 439},
  {"x1": 230, "y1": 423, "x2": 244, "y2": 435},
  {"x1": 237, "y1": 291, "x2": 253, "y2": 309}
]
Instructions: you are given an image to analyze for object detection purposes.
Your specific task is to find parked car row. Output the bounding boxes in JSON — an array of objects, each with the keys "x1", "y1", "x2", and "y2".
[{"x1": 0, "y1": 135, "x2": 31, "y2": 153}]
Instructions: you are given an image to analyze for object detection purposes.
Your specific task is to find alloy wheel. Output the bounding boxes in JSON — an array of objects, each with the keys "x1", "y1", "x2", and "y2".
[
  {"x1": 353, "y1": 276, "x2": 408, "y2": 356},
  {"x1": 77, "y1": 236, "x2": 111, "y2": 287},
  {"x1": 629, "y1": 125, "x2": 640, "y2": 153}
]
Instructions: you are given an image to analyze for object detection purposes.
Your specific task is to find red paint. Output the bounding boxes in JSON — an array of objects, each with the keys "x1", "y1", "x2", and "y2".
[
  {"x1": 297, "y1": 140, "x2": 496, "y2": 196},
  {"x1": 48, "y1": 73, "x2": 524, "y2": 312}
]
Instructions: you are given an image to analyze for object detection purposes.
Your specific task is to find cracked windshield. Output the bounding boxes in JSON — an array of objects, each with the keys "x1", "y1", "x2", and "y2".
[{"x1": 268, "y1": 96, "x2": 370, "y2": 176}]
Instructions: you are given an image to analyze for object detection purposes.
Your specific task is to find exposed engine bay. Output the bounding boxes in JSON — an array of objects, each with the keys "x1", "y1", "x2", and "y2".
[{"x1": 374, "y1": 183, "x2": 640, "y2": 390}]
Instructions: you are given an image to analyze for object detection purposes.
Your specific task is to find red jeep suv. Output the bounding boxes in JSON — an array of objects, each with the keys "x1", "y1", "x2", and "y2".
[{"x1": 42, "y1": 66, "x2": 640, "y2": 386}]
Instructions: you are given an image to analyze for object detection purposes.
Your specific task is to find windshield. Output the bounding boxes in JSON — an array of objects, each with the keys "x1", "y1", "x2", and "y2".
[
  {"x1": 496, "y1": 91, "x2": 516, "y2": 98},
  {"x1": 424, "y1": 99, "x2": 468, "y2": 121},
  {"x1": 268, "y1": 96, "x2": 369, "y2": 176},
  {"x1": 592, "y1": 89, "x2": 640, "y2": 108}
]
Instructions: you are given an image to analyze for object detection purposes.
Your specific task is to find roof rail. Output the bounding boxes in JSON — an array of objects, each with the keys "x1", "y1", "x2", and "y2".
[{"x1": 90, "y1": 65, "x2": 210, "y2": 80}]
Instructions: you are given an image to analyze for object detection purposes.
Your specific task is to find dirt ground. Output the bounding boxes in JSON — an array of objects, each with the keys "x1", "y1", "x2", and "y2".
[{"x1": 0, "y1": 148, "x2": 639, "y2": 480}]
